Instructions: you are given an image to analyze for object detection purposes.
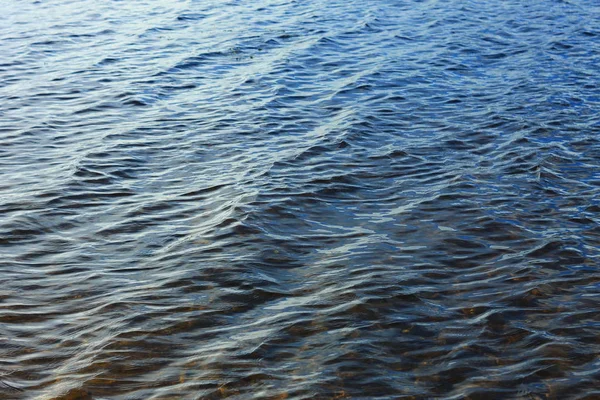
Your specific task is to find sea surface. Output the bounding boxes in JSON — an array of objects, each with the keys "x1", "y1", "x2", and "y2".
[{"x1": 1, "y1": 0, "x2": 600, "y2": 399}]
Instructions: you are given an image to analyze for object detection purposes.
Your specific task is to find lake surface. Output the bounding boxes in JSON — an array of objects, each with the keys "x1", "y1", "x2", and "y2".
[{"x1": 2, "y1": 0, "x2": 600, "y2": 399}]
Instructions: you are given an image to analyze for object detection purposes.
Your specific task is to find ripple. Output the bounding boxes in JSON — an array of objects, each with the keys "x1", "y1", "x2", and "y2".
[{"x1": 1, "y1": 0, "x2": 600, "y2": 399}]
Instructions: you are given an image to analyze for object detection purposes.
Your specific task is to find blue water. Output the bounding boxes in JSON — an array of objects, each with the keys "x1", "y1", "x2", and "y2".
[{"x1": 1, "y1": 0, "x2": 600, "y2": 399}]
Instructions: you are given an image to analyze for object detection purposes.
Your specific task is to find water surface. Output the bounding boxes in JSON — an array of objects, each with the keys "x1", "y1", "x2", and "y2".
[{"x1": 1, "y1": 0, "x2": 600, "y2": 399}]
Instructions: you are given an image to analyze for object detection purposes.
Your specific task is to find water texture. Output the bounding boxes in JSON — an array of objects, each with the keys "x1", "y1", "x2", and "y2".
[{"x1": 1, "y1": 0, "x2": 600, "y2": 398}]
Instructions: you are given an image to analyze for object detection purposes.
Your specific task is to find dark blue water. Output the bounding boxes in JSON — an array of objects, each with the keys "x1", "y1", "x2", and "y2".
[{"x1": 1, "y1": 0, "x2": 600, "y2": 399}]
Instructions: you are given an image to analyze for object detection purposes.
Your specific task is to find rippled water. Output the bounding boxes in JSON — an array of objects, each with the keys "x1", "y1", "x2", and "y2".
[{"x1": 2, "y1": 0, "x2": 600, "y2": 398}]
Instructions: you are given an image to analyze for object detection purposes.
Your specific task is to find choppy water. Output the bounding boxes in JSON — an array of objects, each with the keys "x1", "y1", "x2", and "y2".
[{"x1": 2, "y1": 0, "x2": 600, "y2": 399}]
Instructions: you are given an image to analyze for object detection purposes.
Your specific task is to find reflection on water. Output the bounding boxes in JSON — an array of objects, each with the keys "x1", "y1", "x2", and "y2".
[{"x1": 1, "y1": 0, "x2": 600, "y2": 398}]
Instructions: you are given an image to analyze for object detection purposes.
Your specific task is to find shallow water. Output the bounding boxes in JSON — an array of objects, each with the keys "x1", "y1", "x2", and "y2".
[{"x1": 1, "y1": 0, "x2": 600, "y2": 399}]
